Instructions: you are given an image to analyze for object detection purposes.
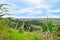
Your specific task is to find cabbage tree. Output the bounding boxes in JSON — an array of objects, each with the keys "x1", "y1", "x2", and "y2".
[{"x1": 41, "y1": 18, "x2": 54, "y2": 40}]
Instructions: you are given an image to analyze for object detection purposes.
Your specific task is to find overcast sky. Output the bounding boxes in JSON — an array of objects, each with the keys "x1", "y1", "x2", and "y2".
[{"x1": 1, "y1": 0, "x2": 60, "y2": 18}]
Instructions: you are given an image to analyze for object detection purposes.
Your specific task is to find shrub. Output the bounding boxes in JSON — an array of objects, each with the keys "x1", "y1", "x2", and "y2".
[{"x1": 18, "y1": 28, "x2": 24, "y2": 34}]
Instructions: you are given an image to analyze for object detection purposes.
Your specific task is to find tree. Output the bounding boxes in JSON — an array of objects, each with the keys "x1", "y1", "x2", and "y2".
[
  {"x1": 41, "y1": 18, "x2": 54, "y2": 40},
  {"x1": 0, "y1": 2, "x2": 9, "y2": 18},
  {"x1": 15, "y1": 19, "x2": 19, "y2": 29}
]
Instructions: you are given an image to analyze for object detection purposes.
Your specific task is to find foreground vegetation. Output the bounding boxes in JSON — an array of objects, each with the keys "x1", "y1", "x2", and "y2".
[
  {"x1": 0, "y1": 19, "x2": 45, "y2": 40},
  {"x1": 0, "y1": 18, "x2": 60, "y2": 40}
]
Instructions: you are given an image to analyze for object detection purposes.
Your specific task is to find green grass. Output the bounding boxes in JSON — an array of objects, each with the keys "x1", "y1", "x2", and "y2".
[
  {"x1": 0, "y1": 22, "x2": 45, "y2": 40},
  {"x1": 0, "y1": 28, "x2": 45, "y2": 40}
]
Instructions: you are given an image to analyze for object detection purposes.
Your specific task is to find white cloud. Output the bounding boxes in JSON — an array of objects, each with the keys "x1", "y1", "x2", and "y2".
[
  {"x1": 48, "y1": 9, "x2": 60, "y2": 13},
  {"x1": 9, "y1": 7, "x2": 43, "y2": 15},
  {"x1": 18, "y1": 8, "x2": 33, "y2": 13},
  {"x1": 19, "y1": 0, "x2": 51, "y2": 9},
  {"x1": 18, "y1": 8, "x2": 42, "y2": 14},
  {"x1": 2, "y1": 15, "x2": 13, "y2": 18},
  {"x1": 19, "y1": 0, "x2": 44, "y2": 4},
  {"x1": 6, "y1": 15, "x2": 45, "y2": 18},
  {"x1": 36, "y1": 4, "x2": 51, "y2": 9},
  {"x1": 53, "y1": 0, "x2": 60, "y2": 2},
  {"x1": 3, "y1": 15, "x2": 60, "y2": 18}
]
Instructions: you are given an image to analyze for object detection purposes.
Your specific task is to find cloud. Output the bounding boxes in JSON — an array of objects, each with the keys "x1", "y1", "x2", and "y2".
[
  {"x1": 3, "y1": 14, "x2": 60, "y2": 18},
  {"x1": 53, "y1": 0, "x2": 60, "y2": 2},
  {"x1": 19, "y1": 0, "x2": 51, "y2": 9},
  {"x1": 19, "y1": 0, "x2": 44, "y2": 4},
  {"x1": 2, "y1": 7, "x2": 45, "y2": 18},
  {"x1": 48, "y1": 9, "x2": 60, "y2": 13},
  {"x1": 18, "y1": 8, "x2": 43, "y2": 14}
]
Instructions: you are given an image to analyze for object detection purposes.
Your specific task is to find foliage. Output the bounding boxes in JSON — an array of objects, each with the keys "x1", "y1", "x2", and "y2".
[
  {"x1": 0, "y1": 2, "x2": 9, "y2": 17},
  {"x1": 48, "y1": 20, "x2": 53, "y2": 33},
  {"x1": 18, "y1": 28, "x2": 24, "y2": 34},
  {"x1": 0, "y1": 18, "x2": 59, "y2": 40},
  {"x1": 41, "y1": 19, "x2": 53, "y2": 33}
]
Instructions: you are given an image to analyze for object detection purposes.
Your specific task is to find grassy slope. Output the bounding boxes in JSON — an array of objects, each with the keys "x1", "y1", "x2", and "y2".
[
  {"x1": 0, "y1": 18, "x2": 59, "y2": 40},
  {"x1": 0, "y1": 20, "x2": 45, "y2": 40}
]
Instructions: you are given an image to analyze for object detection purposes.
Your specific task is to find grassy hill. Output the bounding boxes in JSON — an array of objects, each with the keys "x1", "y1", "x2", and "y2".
[
  {"x1": 0, "y1": 18, "x2": 60, "y2": 40},
  {"x1": 0, "y1": 19, "x2": 45, "y2": 40}
]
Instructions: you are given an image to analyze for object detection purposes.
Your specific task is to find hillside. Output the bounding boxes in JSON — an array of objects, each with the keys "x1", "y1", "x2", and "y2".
[
  {"x1": 0, "y1": 18, "x2": 59, "y2": 40},
  {"x1": 0, "y1": 19, "x2": 45, "y2": 40}
]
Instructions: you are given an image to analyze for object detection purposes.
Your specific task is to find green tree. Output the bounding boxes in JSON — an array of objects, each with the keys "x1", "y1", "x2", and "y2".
[
  {"x1": 0, "y1": 2, "x2": 9, "y2": 17},
  {"x1": 41, "y1": 19, "x2": 53, "y2": 40}
]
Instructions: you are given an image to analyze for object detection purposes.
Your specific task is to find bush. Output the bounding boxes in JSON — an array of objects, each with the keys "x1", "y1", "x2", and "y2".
[{"x1": 18, "y1": 28, "x2": 24, "y2": 34}]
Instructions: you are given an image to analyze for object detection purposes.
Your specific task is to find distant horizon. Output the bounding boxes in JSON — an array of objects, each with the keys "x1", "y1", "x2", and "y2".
[{"x1": 2, "y1": 16, "x2": 60, "y2": 18}]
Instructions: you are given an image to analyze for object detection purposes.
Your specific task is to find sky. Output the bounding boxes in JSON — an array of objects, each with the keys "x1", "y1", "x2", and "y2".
[{"x1": 0, "y1": 0, "x2": 60, "y2": 18}]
